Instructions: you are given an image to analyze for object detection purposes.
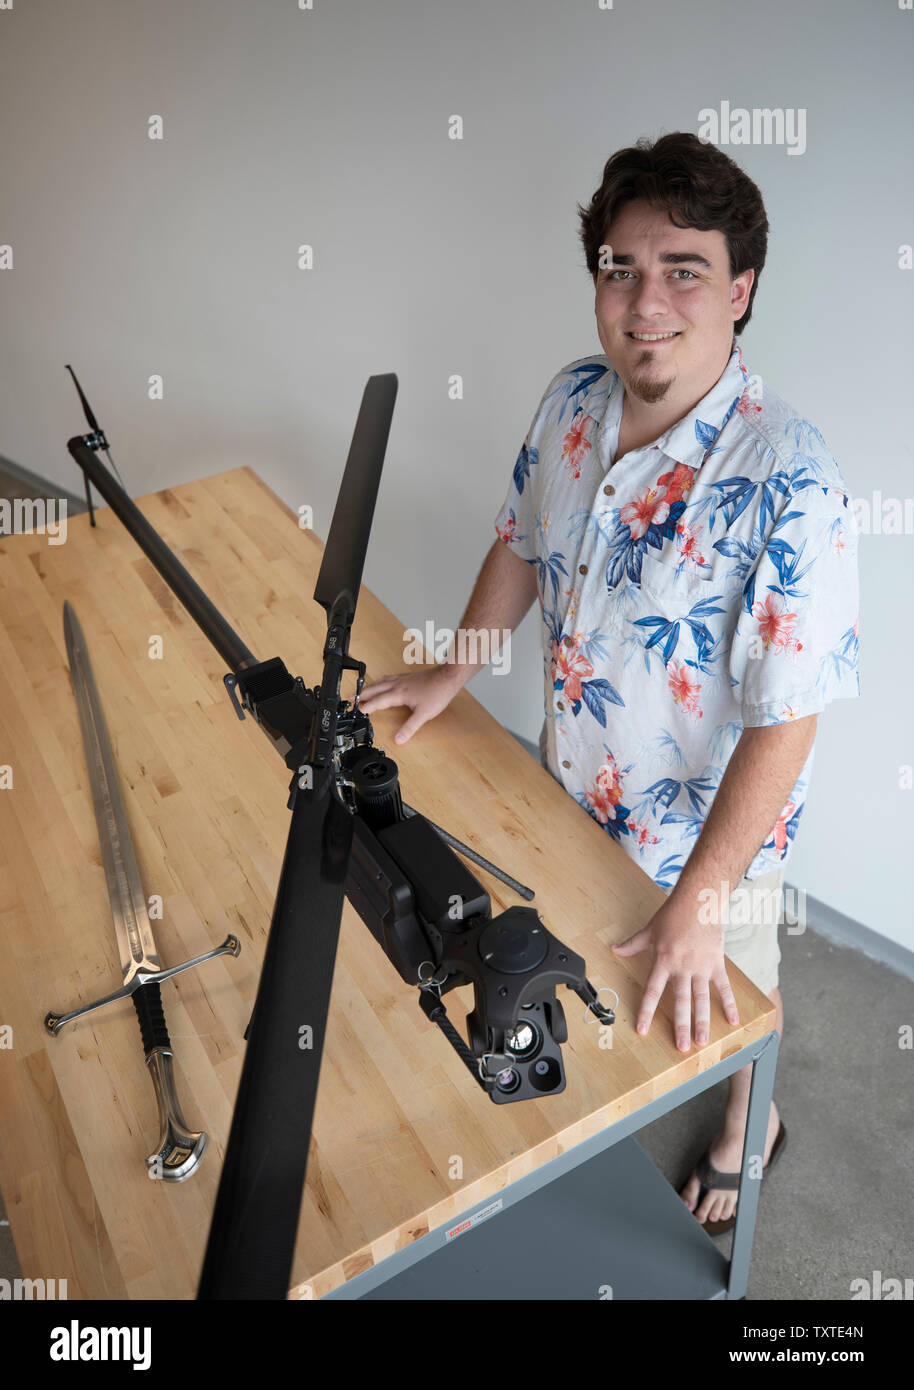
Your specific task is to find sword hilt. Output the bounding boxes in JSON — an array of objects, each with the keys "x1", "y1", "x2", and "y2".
[
  {"x1": 134, "y1": 982, "x2": 208, "y2": 1182},
  {"x1": 44, "y1": 933, "x2": 241, "y2": 1182}
]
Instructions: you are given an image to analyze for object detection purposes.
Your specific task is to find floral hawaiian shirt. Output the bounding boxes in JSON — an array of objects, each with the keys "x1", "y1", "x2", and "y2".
[{"x1": 493, "y1": 342, "x2": 860, "y2": 888}]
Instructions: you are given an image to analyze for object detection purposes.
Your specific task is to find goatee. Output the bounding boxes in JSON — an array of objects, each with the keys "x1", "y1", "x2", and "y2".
[{"x1": 627, "y1": 366, "x2": 674, "y2": 404}]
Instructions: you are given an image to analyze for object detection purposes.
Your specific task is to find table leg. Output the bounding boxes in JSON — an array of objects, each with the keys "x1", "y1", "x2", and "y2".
[{"x1": 727, "y1": 1029, "x2": 780, "y2": 1299}]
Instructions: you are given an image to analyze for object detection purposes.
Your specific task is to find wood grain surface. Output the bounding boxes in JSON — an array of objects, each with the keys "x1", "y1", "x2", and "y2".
[{"x1": 0, "y1": 466, "x2": 775, "y2": 1299}]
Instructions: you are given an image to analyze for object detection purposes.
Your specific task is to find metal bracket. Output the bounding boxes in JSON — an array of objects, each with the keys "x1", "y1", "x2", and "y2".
[{"x1": 223, "y1": 673, "x2": 246, "y2": 721}]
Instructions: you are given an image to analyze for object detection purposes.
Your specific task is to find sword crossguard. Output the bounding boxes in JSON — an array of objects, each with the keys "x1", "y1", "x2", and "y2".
[{"x1": 44, "y1": 933, "x2": 241, "y2": 1036}]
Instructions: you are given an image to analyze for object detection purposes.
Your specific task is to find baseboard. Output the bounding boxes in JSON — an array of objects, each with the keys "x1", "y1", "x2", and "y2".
[
  {"x1": 791, "y1": 888, "x2": 914, "y2": 982},
  {"x1": 0, "y1": 453, "x2": 88, "y2": 512}
]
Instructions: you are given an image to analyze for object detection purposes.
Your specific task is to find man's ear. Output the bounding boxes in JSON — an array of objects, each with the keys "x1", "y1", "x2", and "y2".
[{"x1": 732, "y1": 267, "x2": 755, "y2": 318}]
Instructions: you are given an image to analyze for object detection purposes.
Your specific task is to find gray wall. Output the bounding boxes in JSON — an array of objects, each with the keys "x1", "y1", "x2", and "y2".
[{"x1": 1, "y1": 0, "x2": 910, "y2": 950}]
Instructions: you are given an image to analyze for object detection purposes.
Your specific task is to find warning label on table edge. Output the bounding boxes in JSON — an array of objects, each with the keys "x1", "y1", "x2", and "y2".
[{"x1": 445, "y1": 1199, "x2": 503, "y2": 1242}]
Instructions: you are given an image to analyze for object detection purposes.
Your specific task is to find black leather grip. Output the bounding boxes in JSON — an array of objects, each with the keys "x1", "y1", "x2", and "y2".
[{"x1": 133, "y1": 981, "x2": 171, "y2": 1055}]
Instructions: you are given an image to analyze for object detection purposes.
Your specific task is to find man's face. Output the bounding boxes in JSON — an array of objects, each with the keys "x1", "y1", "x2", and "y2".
[{"x1": 593, "y1": 198, "x2": 754, "y2": 405}]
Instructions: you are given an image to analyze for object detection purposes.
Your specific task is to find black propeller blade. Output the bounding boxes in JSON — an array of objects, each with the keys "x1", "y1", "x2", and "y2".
[
  {"x1": 65, "y1": 362, "x2": 106, "y2": 439},
  {"x1": 314, "y1": 373, "x2": 398, "y2": 629},
  {"x1": 197, "y1": 767, "x2": 353, "y2": 1299}
]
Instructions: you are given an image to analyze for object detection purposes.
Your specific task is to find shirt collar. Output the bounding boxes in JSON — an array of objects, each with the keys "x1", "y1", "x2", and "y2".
[{"x1": 604, "y1": 340, "x2": 751, "y2": 473}]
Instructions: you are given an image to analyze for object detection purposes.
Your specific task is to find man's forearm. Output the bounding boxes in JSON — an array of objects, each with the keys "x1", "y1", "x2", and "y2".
[
  {"x1": 671, "y1": 714, "x2": 818, "y2": 909},
  {"x1": 438, "y1": 539, "x2": 539, "y2": 689}
]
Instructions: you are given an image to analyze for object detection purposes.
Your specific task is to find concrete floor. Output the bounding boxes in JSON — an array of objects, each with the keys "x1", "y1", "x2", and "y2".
[{"x1": 636, "y1": 921, "x2": 913, "y2": 1299}]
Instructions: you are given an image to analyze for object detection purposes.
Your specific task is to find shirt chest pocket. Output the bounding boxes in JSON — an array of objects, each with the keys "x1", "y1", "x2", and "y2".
[
  {"x1": 639, "y1": 548, "x2": 718, "y2": 606},
  {"x1": 606, "y1": 548, "x2": 723, "y2": 651}
]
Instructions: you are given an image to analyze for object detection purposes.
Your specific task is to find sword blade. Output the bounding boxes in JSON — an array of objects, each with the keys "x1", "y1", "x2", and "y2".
[{"x1": 63, "y1": 601, "x2": 161, "y2": 983}]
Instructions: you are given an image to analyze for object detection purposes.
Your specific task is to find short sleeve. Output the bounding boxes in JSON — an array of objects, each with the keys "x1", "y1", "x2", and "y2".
[
  {"x1": 492, "y1": 370, "x2": 565, "y2": 563},
  {"x1": 728, "y1": 485, "x2": 860, "y2": 727},
  {"x1": 492, "y1": 446, "x2": 537, "y2": 560}
]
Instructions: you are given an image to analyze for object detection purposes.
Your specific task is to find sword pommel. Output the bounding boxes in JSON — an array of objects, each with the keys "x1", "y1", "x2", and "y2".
[{"x1": 145, "y1": 1047, "x2": 209, "y2": 1182}]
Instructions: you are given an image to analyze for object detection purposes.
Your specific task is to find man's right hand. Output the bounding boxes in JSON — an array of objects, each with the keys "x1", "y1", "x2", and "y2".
[{"x1": 358, "y1": 665, "x2": 462, "y2": 745}]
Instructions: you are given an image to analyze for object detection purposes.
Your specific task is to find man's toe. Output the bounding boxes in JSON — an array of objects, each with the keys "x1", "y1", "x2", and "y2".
[
  {"x1": 695, "y1": 1191, "x2": 715, "y2": 1223},
  {"x1": 684, "y1": 1177, "x2": 738, "y2": 1226},
  {"x1": 679, "y1": 1171, "x2": 700, "y2": 1212}
]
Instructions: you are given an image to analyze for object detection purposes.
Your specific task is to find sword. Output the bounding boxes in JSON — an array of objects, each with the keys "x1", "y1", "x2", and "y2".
[{"x1": 45, "y1": 602, "x2": 241, "y2": 1181}]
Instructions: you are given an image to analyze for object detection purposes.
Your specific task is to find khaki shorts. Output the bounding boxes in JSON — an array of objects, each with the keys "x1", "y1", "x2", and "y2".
[{"x1": 663, "y1": 862, "x2": 785, "y2": 997}]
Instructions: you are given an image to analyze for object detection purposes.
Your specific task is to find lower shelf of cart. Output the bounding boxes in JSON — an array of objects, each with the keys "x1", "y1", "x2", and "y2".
[{"x1": 344, "y1": 1135, "x2": 732, "y2": 1300}]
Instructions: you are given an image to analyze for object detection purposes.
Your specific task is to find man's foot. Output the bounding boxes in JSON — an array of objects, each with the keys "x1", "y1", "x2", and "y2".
[{"x1": 679, "y1": 1102, "x2": 782, "y2": 1226}]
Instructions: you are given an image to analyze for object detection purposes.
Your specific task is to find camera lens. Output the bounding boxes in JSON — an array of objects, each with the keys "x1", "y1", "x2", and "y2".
[
  {"x1": 495, "y1": 1067, "x2": 521, "y2": 1093},
  {"x1": 529, "y1": 1055, "x2": 562, "y2": 1093},
  {"x1": 504, "y1": 1019, "x2": 541, "y2": 1062}
]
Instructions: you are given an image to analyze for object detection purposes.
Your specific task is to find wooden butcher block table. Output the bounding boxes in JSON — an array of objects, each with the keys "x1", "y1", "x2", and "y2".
[{"x1": 0, "y1": 466, "x2": 777, "y2": 1300}]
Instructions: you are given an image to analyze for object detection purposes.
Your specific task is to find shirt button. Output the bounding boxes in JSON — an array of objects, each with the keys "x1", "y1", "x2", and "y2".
[
  {"x1": 556, "y1": 700, "x2": 565, "y2": 711},
  {"x1": 562, "y1": 760, "x2": 571, "y2": 769},
  {"x1": 562, "y1": 635, "x2": 573, "y2": 646},
  {"x1": 578, "y1": 563, "x2": 588, "y2": 575},
  {"x1": 603, "y1": 484, "x2": 615, "y2": 496}
]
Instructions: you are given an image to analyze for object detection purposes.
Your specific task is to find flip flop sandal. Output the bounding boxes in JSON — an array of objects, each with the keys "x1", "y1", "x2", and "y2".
[{"x1": 691, "y1": 1120, "x2": 788, "y2": 1237}]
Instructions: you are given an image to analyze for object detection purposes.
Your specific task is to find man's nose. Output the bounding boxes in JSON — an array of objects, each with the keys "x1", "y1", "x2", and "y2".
[{"x1": 628, "y1": 273, "x2": 673, "y2": 317}]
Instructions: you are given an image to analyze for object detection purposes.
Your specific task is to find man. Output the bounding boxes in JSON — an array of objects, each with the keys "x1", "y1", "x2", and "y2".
[{"x1": 359, "y1": 132, "x2": 860, "y2": 1235}]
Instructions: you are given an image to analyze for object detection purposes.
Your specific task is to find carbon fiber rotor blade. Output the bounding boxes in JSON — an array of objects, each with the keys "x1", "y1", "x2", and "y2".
[
  {"x1": 313, "y1": 374, "x2": 397, "y2": 627},
  {"x1": 197, "y1": 767, "x2": 353, "y2": 1299}
]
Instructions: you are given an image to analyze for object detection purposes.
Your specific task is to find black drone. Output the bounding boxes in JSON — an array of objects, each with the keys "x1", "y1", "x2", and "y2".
[{"x1": 64, "y1": 368, "x2": 615, "y2": 1300}]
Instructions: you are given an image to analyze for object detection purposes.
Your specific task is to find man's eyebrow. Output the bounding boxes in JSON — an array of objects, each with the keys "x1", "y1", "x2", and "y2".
[{"x1": 607, "y1": 251, "x2": 714, "y2": 269}]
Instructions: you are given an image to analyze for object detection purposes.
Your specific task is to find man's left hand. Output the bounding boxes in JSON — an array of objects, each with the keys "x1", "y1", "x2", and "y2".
[{"x1": 611, "y1": 895, "x2": 739, "y2": 1050}]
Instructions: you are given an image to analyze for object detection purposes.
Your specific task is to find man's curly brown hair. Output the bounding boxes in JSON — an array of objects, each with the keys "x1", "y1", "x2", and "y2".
[{"x1": 577, "y1": 132, "x2": 769, "y2": 335}]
